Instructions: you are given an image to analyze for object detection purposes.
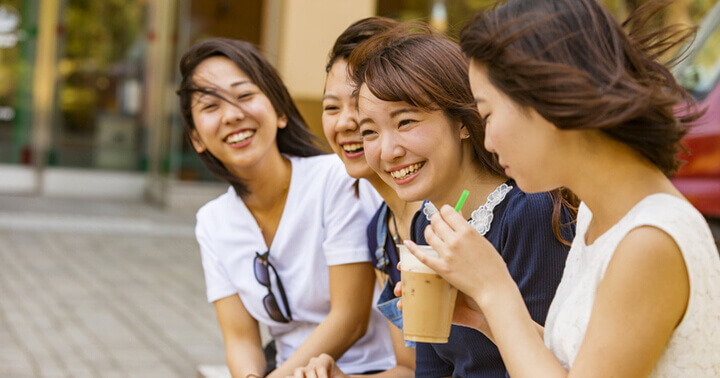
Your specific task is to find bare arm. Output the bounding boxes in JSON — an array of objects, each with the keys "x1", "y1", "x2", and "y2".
[
  {"x1": 413, "y1": 205, "x2": 690, "y2": 378},
  {"x1": 214, "y1": 295, "x2": 266, "y2": 378},
  {"x1": 269, "y1": 262, "x2": 376, "y2": 378}
]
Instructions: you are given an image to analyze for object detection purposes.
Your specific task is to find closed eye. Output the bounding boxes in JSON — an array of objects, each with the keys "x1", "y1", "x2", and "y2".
[
  {"x1": 361, "y1": 129, "x2": 377, "y2": 138},
  {"x1": 398, "y1": 119, "x2": 417, "y2": 128}
]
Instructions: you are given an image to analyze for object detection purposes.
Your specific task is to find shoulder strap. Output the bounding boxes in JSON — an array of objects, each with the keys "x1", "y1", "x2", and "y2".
[{"x1": 374, "y1": 203, "x2": 390, "y2": 271}]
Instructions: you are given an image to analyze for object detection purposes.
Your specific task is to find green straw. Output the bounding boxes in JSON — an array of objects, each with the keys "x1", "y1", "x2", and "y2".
[{"x1": 454, "y1": 190, "x2": 469, "y2": 212}]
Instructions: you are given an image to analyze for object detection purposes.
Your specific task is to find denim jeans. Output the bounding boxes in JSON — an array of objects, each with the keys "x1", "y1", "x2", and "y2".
[{"x1": 376, "y1": 278, "x2": 416, "y2": 348}]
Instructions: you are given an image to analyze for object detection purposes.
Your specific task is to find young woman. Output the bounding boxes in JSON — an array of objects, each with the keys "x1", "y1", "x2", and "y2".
[
  {"x1": 350, "y1": 24, "x2": 574, "y2": 377},
  {"x1": 292, "y1": 17, "x2": 418, "y2": 378},
  {"x1": 405, "y1": 0, "x2": 720, "y2": 376},
  {"x1": 176, "y1": 38, "x2": 394, "y2": 377}
]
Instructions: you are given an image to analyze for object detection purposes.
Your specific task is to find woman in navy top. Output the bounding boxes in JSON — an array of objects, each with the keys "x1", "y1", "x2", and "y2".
[
  {"x1": 411, "y1": 183, "x2": 573, "y2": 377},
  {"x1": 347, "y1": 23, "x2": 576, "y2": 377}
]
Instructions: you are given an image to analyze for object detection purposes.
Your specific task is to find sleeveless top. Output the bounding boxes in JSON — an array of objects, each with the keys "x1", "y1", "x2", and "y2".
[{"x1": 544, "y1": 194, "x2": 720, "y2": 376}]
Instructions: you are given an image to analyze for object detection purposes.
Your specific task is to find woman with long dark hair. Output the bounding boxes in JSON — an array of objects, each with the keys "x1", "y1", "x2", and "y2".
[
  {"x1": 407, "y1": 0, "x2": 720, "y2": 375},
  {"x1": 177, "y1": 38, "x2": 394, "y2": 377}
]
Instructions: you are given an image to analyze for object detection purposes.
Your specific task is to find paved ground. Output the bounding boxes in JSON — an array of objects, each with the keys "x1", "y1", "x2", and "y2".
[{"x1": 0, "y1": 196, "x2": 228, "y2": 378}]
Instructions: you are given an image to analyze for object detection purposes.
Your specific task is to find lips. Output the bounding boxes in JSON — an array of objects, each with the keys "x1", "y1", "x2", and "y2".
[
  {"x1": 388, "y1": 162, "x2": 425, "y2": 180},
  {"x1": 340, "y1": 141, "x2": 364, "y2": 158},
  {"x1": 225, "y1": 130, "x2": 255, "y2": 145}
]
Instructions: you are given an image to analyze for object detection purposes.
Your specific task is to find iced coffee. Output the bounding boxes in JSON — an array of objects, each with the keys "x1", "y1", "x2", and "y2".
[{"x1": 399, "y1": 244, "x2": 458, "y2": 343}]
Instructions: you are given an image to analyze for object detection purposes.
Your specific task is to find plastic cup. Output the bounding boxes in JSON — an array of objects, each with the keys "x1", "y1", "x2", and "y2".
[{"x1": 398, "y1": 244, "x2": 457, "y2": 343}]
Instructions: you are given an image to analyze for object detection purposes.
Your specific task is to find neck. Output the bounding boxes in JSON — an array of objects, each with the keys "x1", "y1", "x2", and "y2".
[
  {"x1": 430, "y1": 148, "x2": 507, "y2": 216},
  {"x1": 231, "y1": 149, "x2": 292, "y2": 209},
  {"x1": 367, "y1": 174, "x2": 419, "y2": 241},
  {"x1": 562, "y1": 133, "x2": 681, "y2": 240}
]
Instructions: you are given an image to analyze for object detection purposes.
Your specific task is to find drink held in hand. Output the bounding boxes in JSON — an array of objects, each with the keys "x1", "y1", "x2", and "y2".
[{"x1": 399, "y1": 244, "x2": 458, "y2": 343}]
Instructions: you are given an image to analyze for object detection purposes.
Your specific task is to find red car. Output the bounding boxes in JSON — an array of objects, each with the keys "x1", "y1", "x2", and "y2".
[{"x1": 672, "y1": 2, "x2": 720, "y2": 227}]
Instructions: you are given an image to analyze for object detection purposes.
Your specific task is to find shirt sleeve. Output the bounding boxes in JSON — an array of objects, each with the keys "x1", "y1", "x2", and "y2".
[
  {"x1": 496, "y1": 192, "x2": 573, "y2": 325},
  {"x1": 196, "y1": 209, "x2": 237, "y2": 303},
  {"x1": 321, "y1": 160, "x2": 374, "y2": 266}
]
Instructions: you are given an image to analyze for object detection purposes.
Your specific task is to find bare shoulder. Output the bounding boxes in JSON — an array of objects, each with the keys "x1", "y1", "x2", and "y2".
[{"x1": 602, "y1": 225, "x2": 689, "y2": 323}]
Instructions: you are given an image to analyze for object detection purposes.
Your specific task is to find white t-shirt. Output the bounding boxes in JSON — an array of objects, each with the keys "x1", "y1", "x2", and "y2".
[
  {"x1": 544, "y1": 194, "x2": 720, "y2": 376},
  {"x1": 196, "y1": 155, "x2": 394, "y2": 373}
]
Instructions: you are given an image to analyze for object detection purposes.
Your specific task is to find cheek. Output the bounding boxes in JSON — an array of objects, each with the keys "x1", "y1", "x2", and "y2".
[
  {"x1": 321, "y1": 114, "x2": 336, "y2": 143},
  {"x1": 362, "y1": 139, "x2": 382, "y2": 169}
]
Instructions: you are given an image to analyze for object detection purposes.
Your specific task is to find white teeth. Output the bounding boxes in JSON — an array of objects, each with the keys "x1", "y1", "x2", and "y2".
[
  {"x1": 342, "y1": 143, "x2": 363, "y2": 153},
  {"x1": 226, "y1": 130, "x2": 255, "y2": 144},
  {"x1": 389, "y1": 163, "x2": 424, "y2": 179}
]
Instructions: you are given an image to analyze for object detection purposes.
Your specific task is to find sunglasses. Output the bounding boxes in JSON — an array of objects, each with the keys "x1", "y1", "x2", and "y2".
[{"x1": 254, "y1": 251, "x2": 292, "y2": 323}]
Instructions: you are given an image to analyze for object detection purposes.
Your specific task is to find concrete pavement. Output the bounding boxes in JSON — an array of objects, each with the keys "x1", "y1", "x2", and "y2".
[{"x1": 0, "y1": 195, "x2": 227, "y2": 378}]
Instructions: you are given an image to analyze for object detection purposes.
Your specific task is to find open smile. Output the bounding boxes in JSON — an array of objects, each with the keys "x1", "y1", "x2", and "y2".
[
  {"x1": 225, "y1": 129, "x2": 256, "y2": 147},
  {"x1": 340, "y1": 142, "x2": 364, "y2": 158},
  {"x1": 387, "y1": 162, "x2": 425, "y2": 184}
]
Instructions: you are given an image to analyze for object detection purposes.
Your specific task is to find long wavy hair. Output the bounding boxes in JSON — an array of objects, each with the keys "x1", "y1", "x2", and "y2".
[
  {"x1": 460, "y1": 0, "x2": 700, "y2": 177},
  {"x1": 177, "y1": 38, "x2": 324, "y2": 197}
]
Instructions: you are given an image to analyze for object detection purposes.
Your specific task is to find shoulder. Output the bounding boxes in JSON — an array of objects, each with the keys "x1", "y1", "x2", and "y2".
[
  {"x1": 196, "y1": 186, "x2": 237, "y2": 225},
  {"x1": 291, "y1": 153, "x2": 342, "y2": 176},
  {"x1": 494, "y1": 185, "x2": 555, "y2": 227},
  {"x1": 291, "y1": 154, "x2": 355, "y2": 192}
]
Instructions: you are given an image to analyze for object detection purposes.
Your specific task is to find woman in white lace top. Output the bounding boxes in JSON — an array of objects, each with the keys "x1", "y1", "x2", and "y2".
[{"x1": 403, "y1": 0, "x2": 720, "y2": 376}]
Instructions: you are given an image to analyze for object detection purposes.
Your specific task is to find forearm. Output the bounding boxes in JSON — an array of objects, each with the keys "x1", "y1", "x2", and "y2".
[
  {"x1": 226, "y1": 340, "x2": 266, "y2": 378},
  {"x1": 348, "y1": 365, "x2": 414, "y2": 378},
  {"x1": 477, "y1": 281, "x2": 566, "y2": 378},
  {"x1": 268, "y1": 311, "x2": 366, "y2": 378}
]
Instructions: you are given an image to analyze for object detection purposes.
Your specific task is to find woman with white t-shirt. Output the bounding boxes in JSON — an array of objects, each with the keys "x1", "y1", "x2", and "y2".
[
  {"x1": 404, "y1": 0, "x2": 720, "y2": 376},
  {"x1": 176, "y1": 38, "x2": 394, "y2": 378}
]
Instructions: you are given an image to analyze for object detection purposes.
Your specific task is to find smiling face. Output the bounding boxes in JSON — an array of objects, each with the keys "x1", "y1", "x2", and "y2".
[
  {"x1": 189, "y1": 56, "x2": 287, "y2": 177},
  {"x1": 322, "y1": 60, "x2": 375, "y2": 179},
  {"x1": 468, "y1": 60, "x2": 564, "y2": 193},
  {"x1": 358, "y1": 84, "x2": 468, "y2": 203}
]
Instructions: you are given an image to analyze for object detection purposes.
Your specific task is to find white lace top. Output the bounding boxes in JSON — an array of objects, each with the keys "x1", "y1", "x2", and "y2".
[
  {"x1": 544, "y1": 194, "x2": 720, "y2": 376},
  {"x1": 422, "y1": 183, "x2": 513, "y2": 235}
]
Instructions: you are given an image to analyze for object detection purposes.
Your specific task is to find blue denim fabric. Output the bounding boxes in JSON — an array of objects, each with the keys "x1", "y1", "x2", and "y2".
[{"x1": 376, "y1": 278, "x2": 416, "y2": 348}]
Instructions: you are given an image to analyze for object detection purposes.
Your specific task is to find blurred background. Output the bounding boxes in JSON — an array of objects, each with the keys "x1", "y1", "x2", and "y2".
[
  {"x1": 0, "y1": 0, "x2": 717, "y2": 210},
  {"x1": 0, "y1": 1, "x2": 718, "y2": 377}
]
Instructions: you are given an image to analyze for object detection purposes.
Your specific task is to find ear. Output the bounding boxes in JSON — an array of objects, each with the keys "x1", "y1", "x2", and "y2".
[
  {"x1": 190, "y1": 130, "x2": 207, "y2": 153},
  {"x1": 278, "y1": 114, "x2": 288, "y2": 129},
  {"x1": 460, "y1": 124, "x2": 470, "y2": 140}
]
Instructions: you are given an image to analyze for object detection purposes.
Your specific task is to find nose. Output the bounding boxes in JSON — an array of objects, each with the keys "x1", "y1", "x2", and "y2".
[
  {"x1": 335, "y1": 107, "x2": 358, "y2": 133},
  {"x1": 380, "y1": 131, "x2": 405, "y2": 162},
  {"x1": 222, "y1": 103, "x2": 245, "y2": 125}
]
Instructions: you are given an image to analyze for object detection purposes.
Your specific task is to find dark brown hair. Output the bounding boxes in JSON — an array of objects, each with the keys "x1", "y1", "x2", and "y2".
[
  {"x1": 460, "y1": 0, "x2": 700, "y2": 177},
  {"x1": 326, "y1": 16, "x2": 399, "y2": 73},
  {"x1": 348, "y1": 22, "x2": 504, "y2": 178},
  {"x1": 177, "y1": 38, "x2": 324, "y2": 197},
  {"x1": 348, "y1": 23, "x2": 574, "y2": 244}
]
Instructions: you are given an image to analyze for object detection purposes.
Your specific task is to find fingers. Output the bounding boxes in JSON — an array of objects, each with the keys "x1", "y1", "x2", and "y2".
[
  {"x1": 440, "y1": 204, "x2": 470, "y2": 230},
  {"x1": 404, "y1": 240, "x2": 444, "y2": 273},
  {"x1": 394, "y1": 281, "x2": 402, "y2": 297}
]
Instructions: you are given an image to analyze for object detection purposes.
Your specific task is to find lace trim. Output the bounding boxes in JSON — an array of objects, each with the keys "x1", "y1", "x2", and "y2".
[{"x1": 422, "y1": 183, "x2": 513, "y2": 235}]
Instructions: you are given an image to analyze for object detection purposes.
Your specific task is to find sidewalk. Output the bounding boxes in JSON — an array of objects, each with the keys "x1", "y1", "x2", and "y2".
[{"x1": 0, "y1": 195, "x2": 227, "y2": 378}]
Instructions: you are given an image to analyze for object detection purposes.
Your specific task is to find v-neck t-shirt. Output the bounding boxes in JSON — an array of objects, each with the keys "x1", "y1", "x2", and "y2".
[{"x1": 195, "y1": 154, "x2": 394, "y2": 373}]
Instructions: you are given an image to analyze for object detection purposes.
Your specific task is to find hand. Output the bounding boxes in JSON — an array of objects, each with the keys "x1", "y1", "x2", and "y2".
[
  {"x1": 453, "y1": 292, "x2": 493, "y2": 340},
  {"x1": 405, "y1": 205, "x2": 513, "y2": 307},
  {"x1": 290, "y1": 354, "x2": 347, "y2": 378},
  {"x1": 394, "y1": 281, "x2": 403, "y2": 310}
]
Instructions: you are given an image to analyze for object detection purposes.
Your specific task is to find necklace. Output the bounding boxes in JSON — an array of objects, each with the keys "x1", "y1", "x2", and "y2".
[{"x1": 389, "y1": 210, "x2": 403, "y2": 245}]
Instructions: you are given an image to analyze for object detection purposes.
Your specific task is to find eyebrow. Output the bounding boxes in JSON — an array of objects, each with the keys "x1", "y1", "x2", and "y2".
[
  {"x1": 231, "y1": 80, "x2": 251, "y2": 88},
  {"x1": 390, "y1": 108, "x2": 420, "y2": 118},
  {"x1": 473, "y1": 97, "x2": 487, "y2": 105},
  {"x1": 322, "y1": 94, "x2": 339, "y2": 101},
  {"x1": 358, "y1": 117, "x2": 374, "y2": 127}
]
